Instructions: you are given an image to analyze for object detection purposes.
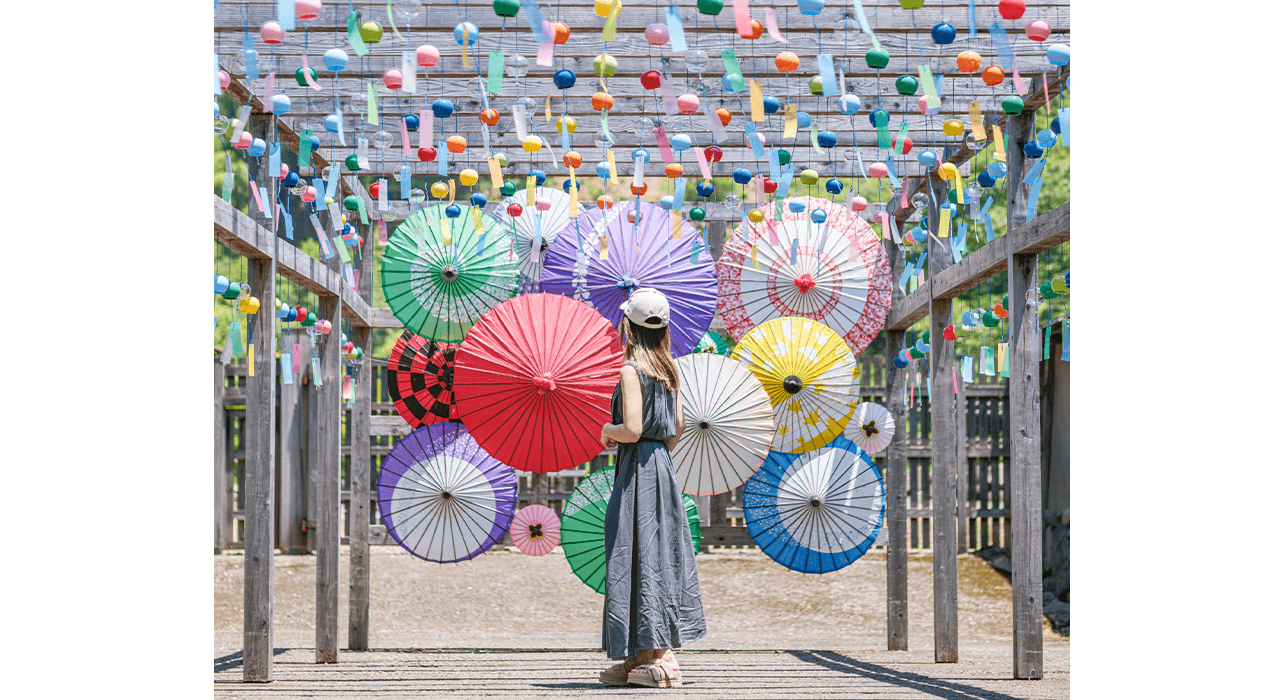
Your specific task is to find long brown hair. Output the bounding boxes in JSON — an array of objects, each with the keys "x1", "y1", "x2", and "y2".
[{"x1": 620, "y1": 318, "x2": 680, "y2": 392}]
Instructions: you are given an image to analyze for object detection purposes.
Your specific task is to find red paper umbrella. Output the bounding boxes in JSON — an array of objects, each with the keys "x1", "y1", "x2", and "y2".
[
  {"x1": 387, "y1": 331, "x2": 460, "y2": 428},
  {"x1": 454, "y1": 293, "x2": 624, "y2": 473}
]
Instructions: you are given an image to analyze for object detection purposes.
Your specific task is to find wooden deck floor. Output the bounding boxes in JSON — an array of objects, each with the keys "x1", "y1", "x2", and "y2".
[{"x1": 214, "y1": 647, "x2": 1069, "y2": 699}]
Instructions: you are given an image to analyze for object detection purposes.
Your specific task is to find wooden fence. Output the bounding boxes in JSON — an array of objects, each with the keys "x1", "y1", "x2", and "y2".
[{"x1": 216, "y1": 345, "x2": 1033, "y2": 555}]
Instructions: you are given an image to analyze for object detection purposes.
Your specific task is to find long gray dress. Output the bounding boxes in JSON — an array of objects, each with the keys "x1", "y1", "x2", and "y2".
[{"x1": 602, "y1": 363, "x2": 707, "y2": 660}]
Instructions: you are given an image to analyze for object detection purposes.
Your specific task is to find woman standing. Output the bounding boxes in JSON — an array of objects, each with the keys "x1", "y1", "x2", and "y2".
[{"x1": 597, "y1": 288, "x2": 706, "y2": 689}]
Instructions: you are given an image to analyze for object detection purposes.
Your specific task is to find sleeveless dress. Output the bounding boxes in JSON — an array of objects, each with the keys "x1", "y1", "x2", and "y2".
[{"x1": 602, "y1": 363, "x2": 707, "y2": 660}]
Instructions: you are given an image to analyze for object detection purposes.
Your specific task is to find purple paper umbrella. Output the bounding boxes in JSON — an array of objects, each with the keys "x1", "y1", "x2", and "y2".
[
  {"x1": 542, "y1": 200, "x2": 718, "y2": 356},
  {"x1": 376, "y1": 423, "x2": 517, "y2": 563}
]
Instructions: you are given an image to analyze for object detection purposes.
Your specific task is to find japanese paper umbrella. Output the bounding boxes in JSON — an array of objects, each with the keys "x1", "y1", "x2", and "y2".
[
  {"x1": 510, "y1": 504, "x2": 561, "y2": 556},
  {"x1": 671, "y1": 353, "x2": 775, "y2": 495},
  {"x1": 561, "y1": 467, "x2": 702, "y2": 594},
  {"x1": 691, "y1": 330, "x2": 730, "y2": 356},
  {"x1": 453, "y1": 293, "x2": 624, "y2": 473},
  {"x1": 386, "y1": 330, "x2": 459, "y2": 427},
  {"x1": 717, "y1": 195, "x2": 892, "y2": 355},
  {"x1": 541, "y1": 200, "x2": 717, "y2": 356},
  {"x1": 381, "y1": 203, "x2": 519, "y2": 342},
  {"x1": 376, "y1": 423, "x2": 518, "y2": 563},
  {"x1": 742, "y1": 435, "x2": 885, "y2": 574},
  {"x1": 731, "y1": 316, "x2": 859, "y2": 454},
  {"x1": 845, "y1": 402, "x2": 896, "y2": 454},
  {"x1": 495, "y1": 187, "x2": 572, "y2": 294}
]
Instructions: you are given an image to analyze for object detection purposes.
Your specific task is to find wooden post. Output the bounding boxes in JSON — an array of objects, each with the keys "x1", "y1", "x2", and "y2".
[
  {"x1": 304, "y1": 362, "x2": 318, "y2": 553},
  {"x1": 883, "y1": 221, "x2": 908, "y2": 652},
  {"x1": 956, "y1": 368, "x2": 969, "y2": 554},
  {"x1": 348, "y1": 325, "x2": 372, "y2": 651},
  {"x1": 1004, "y1": 107, "x2": 1045, "y2": 680},
  {"x1": 315, "y1": 294, "x2": 342, "y2": 664},
  {"x1": 243, "y1": 252, "x2": 277, "y2": 682},
  {"x1": 215, "y1": 357, "x2": 228, "y2": 554},
  {"x1": 531, "y1": 473, "x2": 549, "y2": 508},
  {"x1": 927, "y1": 172, "x2": 959, "y2": 663},
  {"x1": 278, "y1": 329, "x2": 307, "y2": 554},
  {"x1": 708, "y1": 493, "x2": 727, "y2": 527}
]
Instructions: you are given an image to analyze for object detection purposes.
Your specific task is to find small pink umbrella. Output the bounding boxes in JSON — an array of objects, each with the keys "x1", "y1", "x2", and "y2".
[{"x1": 510, "y1": 504, "x2": 561, "y2": 557}]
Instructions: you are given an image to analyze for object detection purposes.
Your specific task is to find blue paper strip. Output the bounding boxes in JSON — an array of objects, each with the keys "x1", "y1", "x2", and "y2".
[
  {"x1": 885, "y1": 155, "x2": 901, "y2": 188},
  {"x1": 950, "y1": 227, "x2": 963, "y2": 263},
  {"x1": 989, "y1": 22, "x2": 1015, "y2": 72},
  {"x1": 817, "y1": 54, "x2": 837, "y2": 97},
  {"x1": 325, "y1": 165, "x2": 340, "y2": 200},
  {"x1": 851, "y1": 0, "x2": 873, "y2": 35},
  {"x1": 533, "y1": 208, "x2": 543, "y2": 245},
  {"x1": 967, "y1": 0, "x2": 977, "y2": 38},
  {"x1": 268, "y1": 141, "x2": 281, "y2": 175},
  {"x1": 282, "y1": 352, "x2": 294, "y2": 384},
  {"x1": 1061, "y1": 321, "x2": 1070, "y2": 361},
  {"x1": 520, "y1": 0, "x2": 548, "y2": 43},
  {"x1": 242, "y1": 33, "x2": 259, "y2": 84},
  {"x1": 962, "y1": 355, "x2": 974, "y2": 382},
  {"x1": 854, "y1": 148, "x2": 869, "y2": 181},
  {"x1": 981, "y1": 195, "x2": 994, "y2": 216},
  {"x1": 1059, "y1": 107, "x2": 1071, "y2": 146},
  {"x1": 672, "y1": 178, "x2": 687, "y2": 209},
  {"x1": 776, "y1": 163, "x2": 796, "y2": 197},
  {"x1": 744, "y1": 123, "x2": 765, "y2": 159},
  {"x1": 258, "y1": 186, "x2": 269, "y2": 212},
  {"x1": 400, "y1": 166, "x2": 411, "y2": 199},
  {"x1": 666, "y1": 7, "x2": 687, "y2": 53},
  {"x1": 437, "y1": 140, "x2": 448, "y2": 176},
  {"x1": 476, "y1": 232, "x2": 486, "y2": 255},
  {"x1": 1022, "y1": 157, "x2": 1046, "y2": 185},
  {"x1": 278, "y1": 0, "x2": 295, "y2": 30},
  {"x1": 768, "y1": 148, "x2": 781, "y2": 181},
  {"x1": 282, "y1": 200, "x2": 294, "y2": 240},
  {"x1": 984, "y1": 213, "x2": 995, "y2": 242},
  {"x1": 690, "y1": 230, "x2": 702, "y2": 264},
  {"x1": 898, "y1": 258, "x2": 915, "y2": 291},
  {"x1": 1026, "y1": 176, "x2": 1044, "y2": 220}
]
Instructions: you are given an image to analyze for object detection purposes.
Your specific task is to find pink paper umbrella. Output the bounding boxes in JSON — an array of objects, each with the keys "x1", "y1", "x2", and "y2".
[{"x1": 510, "y1": 504, "x2": 562, "y2": 556}]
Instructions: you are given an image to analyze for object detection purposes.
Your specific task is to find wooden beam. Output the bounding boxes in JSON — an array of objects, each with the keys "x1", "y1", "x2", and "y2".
[
  {"x1": 882, "y1": 243, "x2": 909, "y2": 652},
  {"x1": 884, "y1": 201, "x2": 1070, "y2": 330},
  {"x1": 214, "y1": 358, "x2": 230, "y2": 554},
  {"x1": 348, "y1": 325, "x2": 372, "y2": 651},
  {"x1": 927, "y1": 174, "x2": 959, "y2": 664},
  {"x1": 315, "y1": 294, "x2": 342, "y2": 664},
  {"x1": 242, "y1": 253, "x2": 277, "y2": 682},
  {"x1": 1004, "y1": 110, "x2": 1045, "y2": 680},
  {"x1": 698, "y1": 526, "x2": 755, "y2": 548},
  {"x1": 278, "y1": 328, "x2": 308, "y2": 554},
  {"x1": 214, "y1": 196, "x2": 372, "y2": 325}
]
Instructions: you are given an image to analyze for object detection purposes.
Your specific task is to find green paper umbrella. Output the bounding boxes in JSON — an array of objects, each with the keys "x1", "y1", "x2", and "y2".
[
  {"x1": 561, "y1": 467, "x2": 702, "y2": 594},
  {"x1": 690, "y1": 330, "x2": 730, "y2": 356},
  {"x1": 381, "y1": 204, "x2": 519, "y2": 342}
]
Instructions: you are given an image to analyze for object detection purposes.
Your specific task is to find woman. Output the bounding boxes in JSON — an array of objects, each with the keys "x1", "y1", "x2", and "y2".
[{"x1": 597, "y1": 287, "x2": 706, "y2": 689}]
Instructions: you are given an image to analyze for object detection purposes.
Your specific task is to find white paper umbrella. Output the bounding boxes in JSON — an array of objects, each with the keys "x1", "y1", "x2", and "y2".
[
  {"x1": 495, "y1": 187, "x2": 572, "y2": 294},
  {"x1": 845, "y1": 402, "x2": 895, "y2": 454},
  {"x1": 672, "y1": 353, "x2": 776, "y2": 495}
]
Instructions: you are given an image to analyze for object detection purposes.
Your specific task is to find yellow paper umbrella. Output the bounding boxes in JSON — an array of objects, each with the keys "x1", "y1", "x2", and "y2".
[{"x1": 730, "y1": 316, "x2": 859, "y2": 454}]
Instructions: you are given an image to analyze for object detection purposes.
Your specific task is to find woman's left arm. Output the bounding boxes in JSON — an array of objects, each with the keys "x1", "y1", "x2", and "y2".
[
  {"x1": 664, "y1": 391, "x2": 684, "y2": 452},
  {"x1": 600, "y1": 366, "x2": 644, "y2": 446}
]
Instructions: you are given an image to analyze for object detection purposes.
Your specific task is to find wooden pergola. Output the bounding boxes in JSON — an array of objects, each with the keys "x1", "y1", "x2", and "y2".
[{"x1": 213, "y1": 0, "x2": 1070, "y2": 685}]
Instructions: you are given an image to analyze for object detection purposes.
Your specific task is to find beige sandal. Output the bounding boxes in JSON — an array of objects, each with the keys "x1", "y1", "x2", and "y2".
[
  {"x1": 599, "y1": 651, "x2": 651, "y2": 686},
  {"x1": 627, "y1": 655, "x2": 682, "y2": 688}
]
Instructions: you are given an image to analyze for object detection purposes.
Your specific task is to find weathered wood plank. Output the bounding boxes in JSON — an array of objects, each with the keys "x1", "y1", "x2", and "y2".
[
  {"x1": 698, "y1": 526, "x2": 755, "y2": 548},
  {"x1": 1004, "y1": 110, "x2": 1044, "y2": 680},
  {"x1": 215, "y1": 358, "x2": 230, "y2": 554},
  {"x1": 349, "y1": 325, "x2": 372, "y2": 651},
  {"x1": 927, "y1": 173, "x2": 958, "y2": 664},
  {"x1": 243, "y1": 253, "x2": 277, "y2": 682},
  {"x1": 213, "y1": 196, "x2": 372, "y2": 325},
  {"x1": 882, "y1": 222, "x2": 908, "y2": 650},
  {"x1": 315, "y1": 295, "x2": 342, "y2": 664},
  {"x1": 955, "y1": 371, "x2": 969, "y2": 555},
  {"x1": 279, "y1": 328, "x2": 308, "y2": 554}
]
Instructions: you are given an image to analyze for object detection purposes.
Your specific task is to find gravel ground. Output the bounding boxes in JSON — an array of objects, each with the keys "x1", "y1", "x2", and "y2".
[{"x1": 216, "y1": 545, "x2": 1068, "y2": 694}]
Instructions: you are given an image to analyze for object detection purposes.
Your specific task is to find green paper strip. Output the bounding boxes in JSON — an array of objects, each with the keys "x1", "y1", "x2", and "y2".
[
  {"x1": 386, "y1": 2, "x2": 405, "y2": 41},
  {"x1": 981, "y1": 346, "x2": 995, "y2": 376},
  {"x1": 602, "y1": 0, "x2": 621, "y2": 41},
  {"x1": 355, "y1": 193, "x2": 369, "y2": 225},
  {"x1": 347, "y1": 11, "x2": 369, "y2": 57},
  {"x1": 774, "y1": 200, "x2": 784, "y2": 221},
  {"x1": 311, "y1": 356, "x2": 323, "y2": 386},
  {"x1": 229, "y1": 321, "x2": 244, "y2": 356},
  {"x1": 366, "y1": 82, "x2": 379, "y2": 126},
  {"x1": 876, "y1": 122, "x2": 891, "y2": 150},
  {"x1": 600, "y1": 109, "x2": 614, "y2": 144},
  {"x1": 893, "y1": 122, "x2": 910, "y2": 156},
  {"x1": 335, "y1": 236, "x2": 352, "y2": 262},
  {"x1": 999, "y1": 344, "x2": 1010, "y2": 378},
  {"x1": 919, "y1": 65, "x2": 940, "y2": 109},
  {"x1": 298, "y1": 128, "x2": 313, "y2": 170},
  {"x1": 721, "y1": 49, "x2": 746, "y2": 92},
  {"x1": 1043, "y1": 328, "x2": 1051, "y2": 360},
  {"x1": 809, "y1": 122, "x2": 821, "y2": 153},
  {"x1": 487, "y1": 50, "x2": 505, "y2": 94},
  {"x1": 221, "y1": 154, "x2": 234, "y2": 202}
]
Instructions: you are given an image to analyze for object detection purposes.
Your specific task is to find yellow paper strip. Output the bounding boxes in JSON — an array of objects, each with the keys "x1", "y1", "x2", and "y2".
[
  {"x1": 448, "y1": 178, "x2": 456, "y2": 204},
  {"x1": 749, "y1": 80, "x2": 764, "y2": 122},
  {"x1": 751, "y1": 243, "x2": 759, "y2": 269},
  {"x1": 461, "y1": 39, "x2": 470, "y2": 69},
  {"x1": 603, "y1": 0, "x2": 622, "y2": 41},
  {"x1": 545, "y1": 90, "x2": 552, "y2": 121},
  {"x1": 671, "y1": 210, "x2": 682, "y2": 239},
  {"x1": 441, "y1": 218, "x2": 452, "y2": 246},
  {"x1": 248, "y1": 344, "x2": 255, "y2": 377},
  {"x1": 569, "y1": 180, "x2": 579, "y2": 216},
  {"x1": 954, "y1": 171, "x2": 964, "y2": 204},
  {"x1": 607, "y1": 149, "x2": 618, "y2": 180},
  {"x1": 569, "y1": 166, "x2": 577, "y2": 188},
  {"x1": 997, "y1": 342, "x2": 1008, "y2": 372},
  {"x1": 783, "y1": 104, "x2": 798, "y2": 139},
  {"x1": 526, "y1": 177, "x2": 536, "y2": 206},
  {"x1": 487, "y1": 156, "x2": 504, "y2": 189},
  {"x1": 471, "y1": 207, "x2": 485, "y2": 242},
  {"x1": 938, "y1": 204, "x2": 951, "y2": 238},
  {"x1": 968, "y1": 100, "x2": 986, "y2": 141},
  {"x1": 599, "y1": 234, "x2": 609, "y2": 259},
  {"x1": 992, "y1": 124, "x2": 1006, "y2": 163}
]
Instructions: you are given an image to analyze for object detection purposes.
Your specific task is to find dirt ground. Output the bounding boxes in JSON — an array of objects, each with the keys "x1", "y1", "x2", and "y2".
[{"x1": 214, "y1": 545, "x2": 1068, "y2": 659}]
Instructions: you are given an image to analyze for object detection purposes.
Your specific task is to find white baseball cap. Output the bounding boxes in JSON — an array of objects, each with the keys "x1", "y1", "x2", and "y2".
[{"x1": 620, "y1": 287, "x2": 670, "y2": 329}]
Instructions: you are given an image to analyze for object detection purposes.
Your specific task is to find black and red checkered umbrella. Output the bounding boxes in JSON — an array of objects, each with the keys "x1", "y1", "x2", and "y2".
[{"x1": 387, "y1": 331, "x2": 460, "y2": 428}]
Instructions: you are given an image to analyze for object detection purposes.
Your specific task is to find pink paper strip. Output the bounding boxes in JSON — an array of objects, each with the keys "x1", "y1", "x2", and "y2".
[
  {"x1": 654, "y1": 127, "x2": 673, "y2": 164},
  {"x1": 378, "y1": 218, "x2": 388, "y2": 246},
  {"x1": 400, "y1": 115, "x2": 412, "y2": 159},
  {"x1": 755, "y1": 177, "x2": 766, "y2": 209},
  {"x1": 424, "y1": 112, "x2": 434, "y2": 149},
  {"x1": 249, "y1": 179, "x2": 264, "y2": 211},
  {"x1": 952, "y1": 366, "x2": 958, "y2": 393},
  {"x1": 292, "y1": 342, "x2": 301, "y2": 374},
  {"x1": 900, "y1": 178, "x2": 910, "y2": 208},
  {"x1": 263, "y1": 72, "x2": 275, "y2": 107},
  {"x1": 764, "y1": 7, "x2": 787, "y2": 43},
  {"x1": 733, "y1": 0, "x2": 753, "y2": 38},
  {"x1": 657, "y1": 75, "x2": 679, "y2": 115},
  {"x1": 301, "y1": 55, "x2": 322, "y2": 91},
  {"x1": 767, "y1": 220, "x2": 780, "y2": 246},
  {"x1": 352, "y1": 268, "x2": 359, "y2": 291},
  {"x1": 1043, "y1": 73, "x2": 1051, "y2": 111},
  {"x1": 536, "y1": 24, "x2": 555, "y2": 66},
  {"x1": 695, "y1": 147, "x2": 712, "y2": 180},
  {"x1": 1012, "y1": 65, "x2": 1026, "y2": 95}
]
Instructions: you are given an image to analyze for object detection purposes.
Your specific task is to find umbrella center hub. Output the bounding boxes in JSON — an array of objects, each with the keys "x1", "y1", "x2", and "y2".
[
  {"x1": 698, "y1": 420, "x2": 710, "y2": 430},
  {"x1": 441, "y1": 491, "x2": 452, "y2": 500},
  {"x1": 441, "y1": 265, "x2": 458, "y2": 281},
  {"x1": 793, "y1": 273, "x2": 817, "y2": 293},
  {"x1": 810, "y1": 498, "x2": 822, "y2": 508},
  {"x1": 529, "y1": 523, "x2": 543, "y2": 539},
  {"x1": 783, "y1": 375, "x2": 804, "y2": 394},
  {"x1": 862, "y1": 421, "x2": 879, "y2": 437},
  {"x1": 533, "y1": 372, "x2": 557, "y2": 394},
  {"x1": 617, "y1": 276, "x2": 640, "y2": 292}
]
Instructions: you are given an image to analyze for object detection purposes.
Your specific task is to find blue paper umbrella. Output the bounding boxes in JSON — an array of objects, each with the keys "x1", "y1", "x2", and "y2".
[{"x1": 742, "y1": 435, "x2": 885, "y2": 574}]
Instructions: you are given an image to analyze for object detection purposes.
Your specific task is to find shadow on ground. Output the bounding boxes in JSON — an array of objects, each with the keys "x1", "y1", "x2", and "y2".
[{"x1": 790, "y1": 650, "x2": 1024, "y2": 700}]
